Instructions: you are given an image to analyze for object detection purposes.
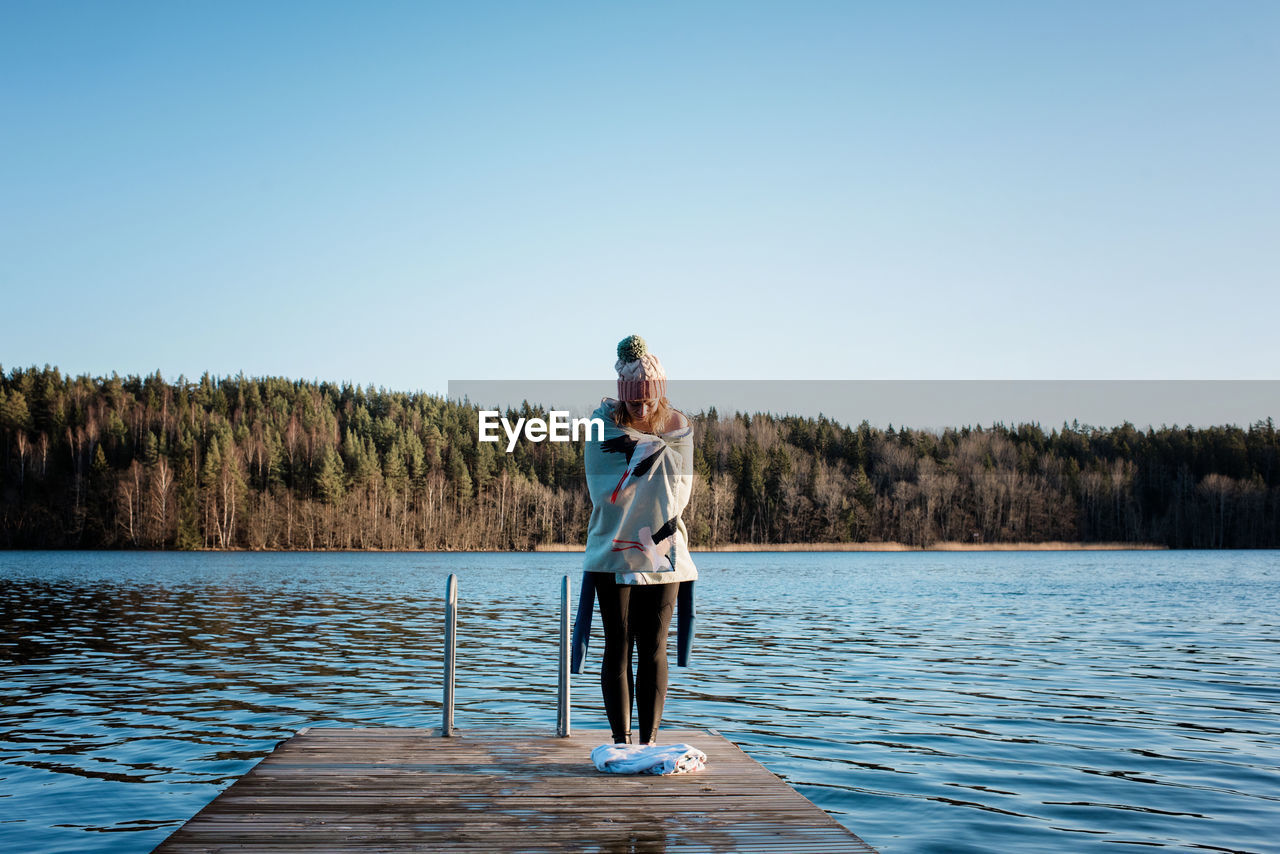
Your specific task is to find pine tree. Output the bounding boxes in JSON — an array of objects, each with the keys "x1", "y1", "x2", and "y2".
[
  {"x1": 175, "y1": 450, "x2": 201, "y2": 550},
  {"x1": 316, "y1": 446, "x2": 346, "y2": 505}
]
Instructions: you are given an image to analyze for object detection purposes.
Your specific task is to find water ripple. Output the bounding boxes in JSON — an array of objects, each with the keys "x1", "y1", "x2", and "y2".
[{"x1": 1, "y1": 550, "x2": 1278, "y2": 853}]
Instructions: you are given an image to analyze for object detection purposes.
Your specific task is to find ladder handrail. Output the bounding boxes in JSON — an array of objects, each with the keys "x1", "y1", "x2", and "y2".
[
  {"x1": 442, "y1": 573, "x2": 457, "y2": 737},
  {"x1": 557, "y1": 574, "x2": 571, "y2": 737},
  {"x1": 441, "y1": 573, "x2": 572, "y2": 738}
]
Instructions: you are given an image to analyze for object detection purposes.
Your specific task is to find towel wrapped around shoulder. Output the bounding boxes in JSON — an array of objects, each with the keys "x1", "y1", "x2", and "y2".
[
  {"x1": 582, "y1": 399, "x2": 698, "y2": 586},
  {"x1": 571, "y1": 398, "x2": 699, "y2": 674}
]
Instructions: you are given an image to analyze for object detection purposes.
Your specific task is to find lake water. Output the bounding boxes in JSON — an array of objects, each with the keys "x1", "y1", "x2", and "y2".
[{"x1": 1, "y1": 550, "x2": 1278, "y2": 854}]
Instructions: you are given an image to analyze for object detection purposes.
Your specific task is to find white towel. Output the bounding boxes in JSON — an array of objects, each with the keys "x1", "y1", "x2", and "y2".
[{"x1": 591, "y1": 742, "x2": 707, "y2": 775}]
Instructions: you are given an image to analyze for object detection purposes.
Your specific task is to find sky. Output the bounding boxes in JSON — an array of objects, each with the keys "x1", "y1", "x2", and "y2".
[{"x1": 2, "y1": 1, "x2": 1277, "y2": 419}]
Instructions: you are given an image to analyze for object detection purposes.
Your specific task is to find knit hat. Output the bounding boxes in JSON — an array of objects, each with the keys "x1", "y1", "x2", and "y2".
[{"x1": 615, "y1": 335, "x2": 667, "y2": 401}]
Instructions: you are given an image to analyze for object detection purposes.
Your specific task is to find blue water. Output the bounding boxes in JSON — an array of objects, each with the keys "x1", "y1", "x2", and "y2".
[{"x1": 1, "y1": 550, "x2": 1278, "y2": 853}]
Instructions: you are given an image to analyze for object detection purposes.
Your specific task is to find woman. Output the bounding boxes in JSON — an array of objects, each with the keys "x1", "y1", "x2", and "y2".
[{"x1": 578, "y1": 335, "x2": 698, "y2": 746}]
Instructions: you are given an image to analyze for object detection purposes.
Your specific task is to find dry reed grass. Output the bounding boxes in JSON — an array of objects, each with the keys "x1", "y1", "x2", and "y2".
[{"x1": 534, "y1": 541, "x2": 1166, "y2": 553}]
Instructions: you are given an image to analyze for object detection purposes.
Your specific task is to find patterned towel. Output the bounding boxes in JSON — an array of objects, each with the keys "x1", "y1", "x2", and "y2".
[
  {"x1": 591, "y1": 742, "x2": 708, "y2": 775},
  {"x1": 582, "y1": 399, "x2": 698, "y2": 586}
]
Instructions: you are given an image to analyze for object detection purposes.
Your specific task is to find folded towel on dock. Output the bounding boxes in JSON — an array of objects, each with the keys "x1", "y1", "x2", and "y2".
[{"x1": 591, "y1": 743, "x2": 707, "y2": 776}]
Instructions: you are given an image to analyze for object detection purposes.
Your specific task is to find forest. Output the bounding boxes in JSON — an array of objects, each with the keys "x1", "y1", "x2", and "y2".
[{"x1": 1, "y1": 366, "x2": 1276, "y2": 550}]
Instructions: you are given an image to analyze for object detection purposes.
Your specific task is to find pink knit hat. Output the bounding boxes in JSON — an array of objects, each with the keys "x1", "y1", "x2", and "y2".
[{"x1": 615, "y1": 335, "x2": 667, "y2": 401}]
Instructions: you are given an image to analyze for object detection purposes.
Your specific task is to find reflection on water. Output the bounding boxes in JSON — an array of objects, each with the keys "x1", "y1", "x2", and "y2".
[{"x1": 1, "y1": 550, "x2": 1278, "y2": 854}]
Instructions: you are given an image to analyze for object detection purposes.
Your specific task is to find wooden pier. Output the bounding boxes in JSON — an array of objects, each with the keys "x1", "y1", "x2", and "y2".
[{"x1": 153, "y1": 727, "x2": 877, "y2": 852}]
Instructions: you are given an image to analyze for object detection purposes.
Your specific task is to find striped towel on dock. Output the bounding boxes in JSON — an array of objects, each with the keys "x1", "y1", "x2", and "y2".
[{"x1": 591, "y1": 743, "x2": 707, "y2": 775}]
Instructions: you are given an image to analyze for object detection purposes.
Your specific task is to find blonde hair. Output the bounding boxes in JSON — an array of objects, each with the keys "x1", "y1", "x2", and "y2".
[{"x1": 613, "y1": 397, "x2": 674, "y2": 433}]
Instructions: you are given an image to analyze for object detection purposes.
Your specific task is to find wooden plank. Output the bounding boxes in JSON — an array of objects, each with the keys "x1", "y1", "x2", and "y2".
[{"x1": 151, "y1": 728, "x2": 877, "y2": 854}]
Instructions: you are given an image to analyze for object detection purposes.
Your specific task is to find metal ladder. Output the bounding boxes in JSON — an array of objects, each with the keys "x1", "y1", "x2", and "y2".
[{"x1": 440, "y1": 573, "x2": 572, "y2": 738}]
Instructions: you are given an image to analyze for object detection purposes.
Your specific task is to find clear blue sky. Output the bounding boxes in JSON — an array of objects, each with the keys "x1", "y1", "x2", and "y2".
[{"x1": 3, "y1": 1, "x2": 1277, "y2": 398}]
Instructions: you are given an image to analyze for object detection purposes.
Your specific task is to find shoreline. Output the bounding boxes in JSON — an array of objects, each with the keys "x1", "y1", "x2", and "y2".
[
  {"x1": 0, "y1": 541, "x2": 1179, "y2": 553},
  {"x1": 536, "y1": 541, "x2": 1169, "y2": 553}
]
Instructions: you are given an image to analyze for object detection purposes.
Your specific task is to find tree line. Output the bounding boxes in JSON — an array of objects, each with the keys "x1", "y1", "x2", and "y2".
[{"x1": 1, "y1": 366, "x2": 1276, "y2": 550}]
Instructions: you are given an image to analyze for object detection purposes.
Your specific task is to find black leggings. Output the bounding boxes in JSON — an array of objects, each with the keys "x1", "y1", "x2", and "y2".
[{"x1": 593, "y1": 574, "x2": 679, "y2": 744}]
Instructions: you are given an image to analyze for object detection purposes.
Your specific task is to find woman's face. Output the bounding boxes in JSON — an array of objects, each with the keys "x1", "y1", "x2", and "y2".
[{"x1": 624, "y1": 398, "x2": 658, "y2": 423}]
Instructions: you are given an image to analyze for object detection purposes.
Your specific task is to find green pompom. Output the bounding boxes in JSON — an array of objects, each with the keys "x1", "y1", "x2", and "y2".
[{"x1": 616, "y1": 334, "x2": 648, "y2": 363}]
